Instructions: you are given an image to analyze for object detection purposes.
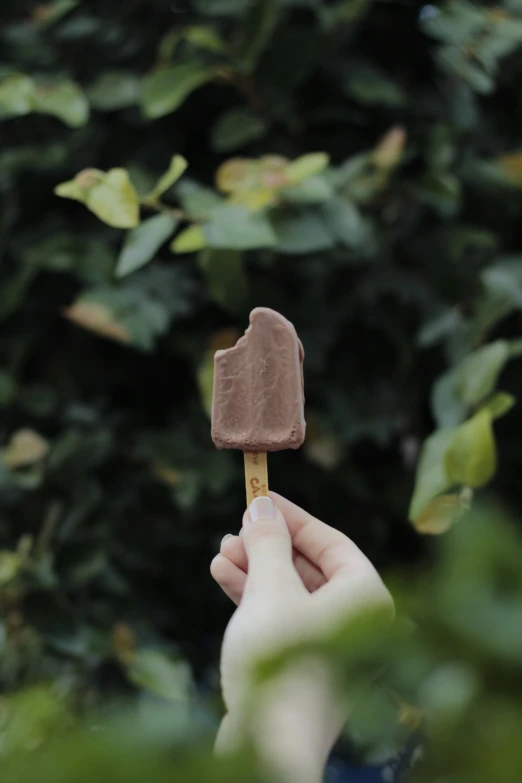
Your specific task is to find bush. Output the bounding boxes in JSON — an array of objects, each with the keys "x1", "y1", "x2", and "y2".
[
  {"x1": 3, "y1": 506, "x2": 522, "y2": 782},
  {"x1": 2, "y1": 0, "x2": 522, "y2": 765}
]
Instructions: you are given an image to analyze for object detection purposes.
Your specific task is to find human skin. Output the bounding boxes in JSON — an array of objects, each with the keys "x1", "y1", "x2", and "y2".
[{"x1": 210, "y1": 492, "x2": 394, "y2": 783}]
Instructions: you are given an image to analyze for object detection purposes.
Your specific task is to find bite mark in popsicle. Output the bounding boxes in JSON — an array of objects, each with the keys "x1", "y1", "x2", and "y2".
[{"x1": 211, "y1": 307, "x2": 305, "y2": 504}]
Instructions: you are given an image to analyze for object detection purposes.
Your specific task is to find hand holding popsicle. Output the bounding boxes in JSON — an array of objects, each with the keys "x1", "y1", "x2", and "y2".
[{"x1": 211, "y1": 493, "x2": 394, "y2": 783}]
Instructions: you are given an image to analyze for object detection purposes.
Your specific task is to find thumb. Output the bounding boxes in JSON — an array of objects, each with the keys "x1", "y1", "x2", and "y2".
[{"x1": 242, "y1": 496, "x2": 300, "y2": 596}]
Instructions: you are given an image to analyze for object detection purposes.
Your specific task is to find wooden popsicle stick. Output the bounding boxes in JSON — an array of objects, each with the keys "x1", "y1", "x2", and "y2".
[{"x1": 244, "y1": 451, "x2": 268, "y2": 506}]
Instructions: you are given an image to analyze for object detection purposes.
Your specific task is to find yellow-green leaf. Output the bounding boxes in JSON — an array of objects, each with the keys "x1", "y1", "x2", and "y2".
[
  {"x1": 197, "y1": 328, "x2": 239, "y2": 417},
  {"x1": 497, "y1": 152, "x2": 522, "y2": 188},
  {"x1": 413, "y1": 493, "x2": 466, "y2": 535},
  {"x1": 287, "y1": 152, "x2": 329, "y2": 184},
  {"x1": 371, "y1": 126, "x2": 406, "y2": 170},
  {"x1": 171, "y1": 224, "x2": 206, "y2": 254},
  {"x1": 215, "y1": 158, "x2": 258, "y2": 193},
  {"x1": 482, "y1": 391, "x2": 516, "y2": 420},
  {"x1": 87, "y1": 169, "x2": 140, "y2": 228},
  {"x1": 145, "y1": 155, "x2": 188, "y2": 203},
  {"x1": 140, "y1": 63, "x2": 215, "y2": 120},
  {"x1": 304, "y1": 415, "x2": 341, "y2": 470},
  {"x1": 0, "y1": 551, "x2": 21, "y2": 586},
  {"x1": 55, "y1": 168, "x2": 140, "y2": 228},
  {"x1": 445, "y1": 410, "x2": 496, "y2": 488},
  {"x1": 2, "y1": 429, "x2": 49, "y2": 469},
  {"x1": 55, "y1": 168, "x2": 102, "y2": 203},
  {"x1": 184, "y1": 25, "x2": 226, "y2": 53},
  {"x1": 197, "y1": 350, "x2": 214, "y2": 418}
]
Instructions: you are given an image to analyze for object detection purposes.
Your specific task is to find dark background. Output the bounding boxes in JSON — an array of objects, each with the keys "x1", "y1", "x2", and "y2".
[{"x1": 2, "y1": 0, "x2": 522, "y2": 702}]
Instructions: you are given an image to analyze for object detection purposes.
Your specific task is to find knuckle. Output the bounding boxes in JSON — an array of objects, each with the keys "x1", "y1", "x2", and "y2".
[
  {"x1": 360, "y1": 568, "x2": 395, "y2": 620},
  {"x1": 220, "y1": 535, "x2": 237, "y2": 556},
  {"x1": 249, "y1": 522, "x2": 287, "y2": 543}
]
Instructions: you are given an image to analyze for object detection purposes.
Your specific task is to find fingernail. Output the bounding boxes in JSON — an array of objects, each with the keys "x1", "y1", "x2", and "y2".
[
  {"x1": 249, "y1": 496, "x2": 276, "y2": 521},
  {"x1": 220, "y1": 533, "x2": 233, "y2": 549}
]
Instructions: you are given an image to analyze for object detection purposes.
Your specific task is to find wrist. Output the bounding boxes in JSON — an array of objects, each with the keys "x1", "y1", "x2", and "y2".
[{"x1": 250, "y1": 658, "x2": 343, "y2": 783}]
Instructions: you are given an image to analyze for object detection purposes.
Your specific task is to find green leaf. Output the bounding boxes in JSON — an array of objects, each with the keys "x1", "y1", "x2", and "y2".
[
  {"x1": 509, "y1": 338, "x2": 522, "y2": 358},
  {"x1": 116, "y1": 214, "x2": 178, "y2": 278},
  {"x1": 271, "y1": 209, "x2": 334, "y2": 254},
  {"x1": 320, "y1": 0, "x2": 372, "y2": 27},
  {"x1": 32, "y1": 80, "x2": 89, "y2": 127},
  {"x1": 211, "y1": 108, "x2": 267, "y2": 152},
  {"x1": 287, "y1": 152, "x2": 329, "y2": 184},
  {"x1": 145, "y1": 155, "x2": 188, "y2": 203},
  {"x1": 204, "y1": 204, "x2": 276, "y2": 249},
  {"x1": 456, "y1": 340, "x2": 509, "y2": 406},
  {"x1": 55, "y1": 168, "x2": 140, "y2": 228},
  {"x1": 418, "y1": 309, "x2": 463, "y2": 347},
  {"x1": 409, "y1": 428, "x2": 456, "y2": 521},
  {"x1": 171, "y1": 224, "x2": 206, "y2": 253},
  {"x1": 281, "y1": 175, "x2": 333, "y2": 204},
  {"x1": 184, "y1": 25, "x2": 226, "y2": 52},
  {"x1": 65, "y1": 267, "x2": 194, "y2": 350},
  {"x1": 233, "y1": 0, "x2": 280, "y2": 73},
  {"x1": 199, "y1": 249, "x2": 247, "y2": 313},
  {"x1": 344, "y1": 68, "x2": 406, "y2": 107},
  {"x1": 436, "y1": 45, "x2": 494, "y2": 94},
  {"x1": 482, "y1": 391, "x2": 516, "y2": 420},
  {"x1": 0, "y1": 371, "x2": 16, "y2": 407},
  {"x1": 196, "y1": 0, "x2": 251, "y2": 14},
  {"x1": 431, "y1": 368, "x2": 467, "y2": 430},
  {"x1": 0, "y1": 73, "x2": 34, "y2": 118},
  {"x1": 176, "y1": 179, "x2": 223, "y2": 219},
  {"x1": 140, "y1": 63, "x2": 215, "y2": 119},
  {"x1": 321, "y1": 197, "x2": 374, "y2": 251},
  {"x1": 127, "y1": 649, "x2": 193, "y2": 702},
  {"x1": 24, "y1": 233, "x2": 114, "y2": 284},
  {"x1": 418, "y1": 171, "x2": 461, "y2": 217},
  {"x1": 87, "y1": 71, "x2": 140, "y2": 110},
  {"x1": 421, "y1": 1, "x2": 485, "y2": 46},
  {"x1": 445, "y1": 410, "x2": 496, "y2": 489},
  {"x1": 481, "y1": 256, "x2": 522, "y2": 308},
  {"x1": 0, "y1": 74, "x2": 89, "y2": 127}
]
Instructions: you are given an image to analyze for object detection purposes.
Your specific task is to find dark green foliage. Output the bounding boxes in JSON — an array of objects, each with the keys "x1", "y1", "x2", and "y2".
[
  {"x1": 3, "y1": 507, "x2": 522, "y2": 782},
  {"x1": 3, "y1": 0, "x2": 522, "y2": 776}
]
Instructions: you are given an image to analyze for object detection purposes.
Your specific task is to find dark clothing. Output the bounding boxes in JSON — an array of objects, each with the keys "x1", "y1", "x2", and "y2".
[{"x1": 327, "y1": 734, "x2": 423, "y2": 782}]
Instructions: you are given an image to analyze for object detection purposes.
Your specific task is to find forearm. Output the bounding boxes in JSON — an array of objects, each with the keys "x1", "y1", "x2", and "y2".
[{"x1": 217, "y1": 659, "x2": 344, "y2": 783}]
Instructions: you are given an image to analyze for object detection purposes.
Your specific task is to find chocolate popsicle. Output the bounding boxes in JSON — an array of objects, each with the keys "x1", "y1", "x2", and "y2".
[{"x1": 211, "y1": 307, "x2": 305, "y2": 504}]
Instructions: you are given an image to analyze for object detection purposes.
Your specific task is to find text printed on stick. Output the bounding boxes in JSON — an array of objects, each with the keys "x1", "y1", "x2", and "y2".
[{"x1": 244, "y1": 452, "x2": 269, "y2": 505}]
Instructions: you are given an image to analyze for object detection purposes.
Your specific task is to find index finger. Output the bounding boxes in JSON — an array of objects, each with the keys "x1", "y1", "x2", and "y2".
[{"x1": 270, "y1": 492, "x2": 372, "y2": 581}]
